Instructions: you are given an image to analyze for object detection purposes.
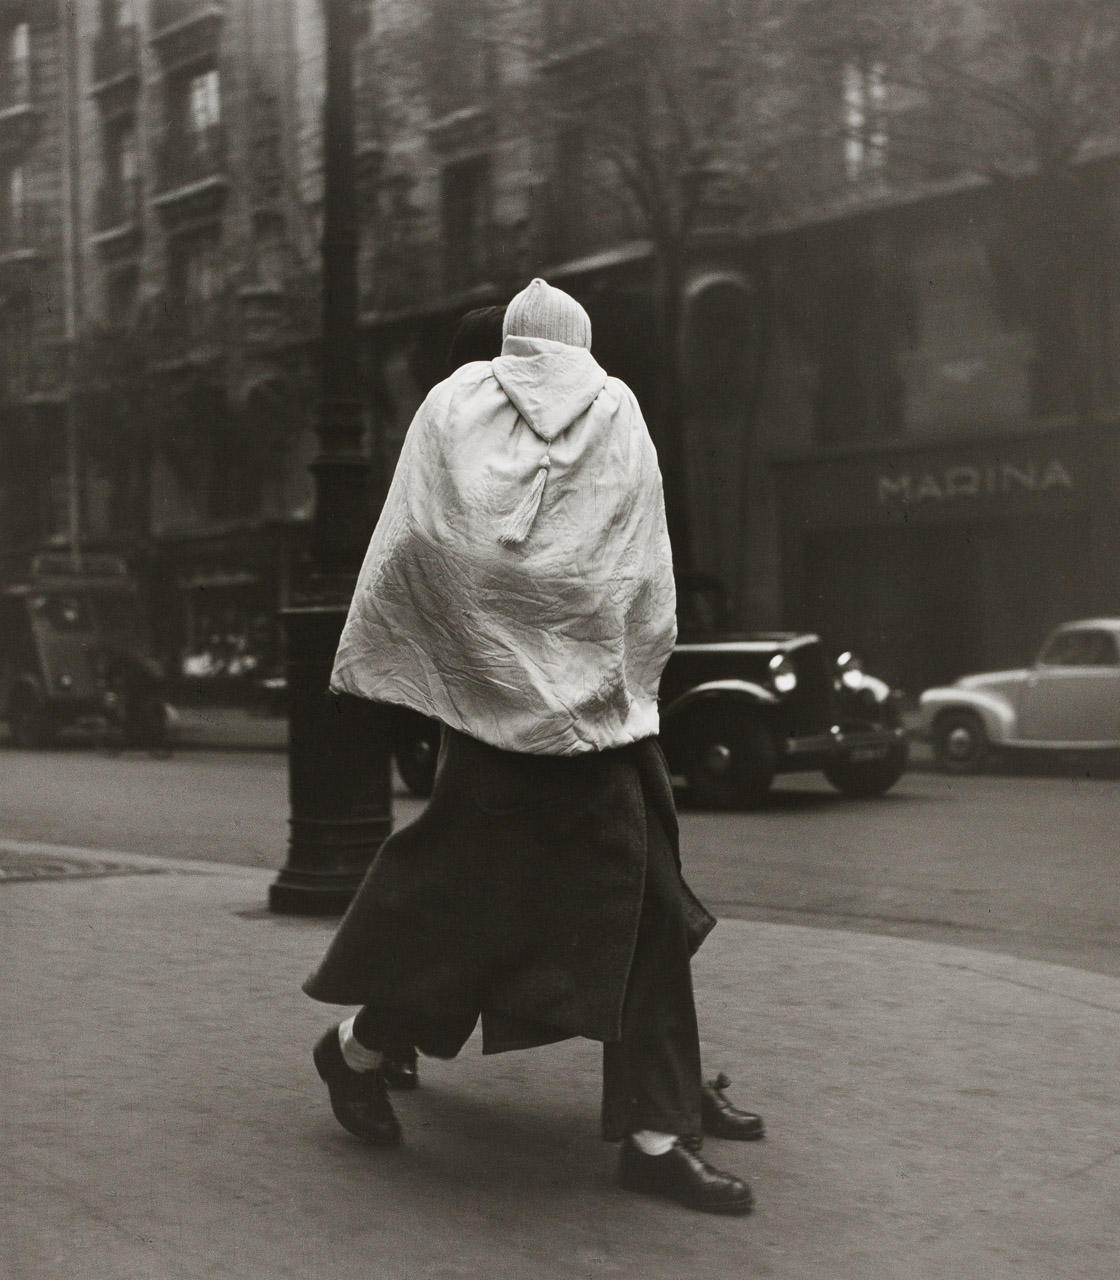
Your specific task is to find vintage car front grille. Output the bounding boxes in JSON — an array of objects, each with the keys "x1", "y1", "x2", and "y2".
[{"x1": 783, "y1": 640, "x2": 838, "y2": 734}]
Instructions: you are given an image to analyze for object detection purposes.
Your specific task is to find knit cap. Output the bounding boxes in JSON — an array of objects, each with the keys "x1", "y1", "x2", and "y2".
[{"x1": 502, "y1": 278, "x2": 592, "y2": 350}]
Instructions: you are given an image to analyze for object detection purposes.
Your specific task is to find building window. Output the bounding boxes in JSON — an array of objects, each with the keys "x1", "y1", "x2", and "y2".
[
  {"x1": 0, "y1": 294, "x2": 31, "y2": 395},
  {"x1": 160, "y1": 65, "x2": 224, "y2": 190},
  {"x1": 166, "y1": 66, "x2": 221, "y2": 151},
  {"x1": 106, "y1": 264, "x2": 140, "y2": 326},
  {"x1": 5, "y1": 21, "x2": 31, "y2": 104},
  {"x1": 106, "y1": 117, "x2": 138, "y2": 186},
  {"x1": 189, "y1": 69, "x2": 220, "y2": 133},
  {"x1": 97, "y1": 118, "x2": 140, "y2": 230},
  {"x1": 183, "y1": 237, "x2": 221, "y2": 304},
  {"x1": 169, "y1": 230, "x2": 223, "y2": 337},
  {"x1": 252, "y1": 214, "x2": 286, "y2": 290},
  {"x1": 1, "y1": 163, "x2": 27, "y2": 251},
  {"x1": 843, "y1": 59, "x2": 887, "y2": 181},
  {"x1": 8, "y1": 19, "x2": 29, "y2": 58},
  {"x1": 441, "y1": 156, "x2": 491, "y2": 292},
  {"x1": 8, "y1": 163, "x2": 24, "y2": 219}
]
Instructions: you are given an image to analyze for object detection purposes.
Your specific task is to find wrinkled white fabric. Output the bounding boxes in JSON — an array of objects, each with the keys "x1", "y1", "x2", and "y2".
[{"x1": 330, "y1": 335, "x2": 677, "y2": 755}]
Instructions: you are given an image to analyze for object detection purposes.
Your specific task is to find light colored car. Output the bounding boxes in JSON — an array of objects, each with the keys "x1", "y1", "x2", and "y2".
[{"x1": 918, "y1": 618, "x2": 1120, "y2": 772}]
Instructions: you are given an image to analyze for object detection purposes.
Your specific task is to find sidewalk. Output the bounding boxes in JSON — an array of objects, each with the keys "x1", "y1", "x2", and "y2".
[
  {"x1": 171, "y1": 705, "x2": 288, "y2": 752},
  {"x1": 2, "y1": 840, "x2": 1116, "y2": 1279}
]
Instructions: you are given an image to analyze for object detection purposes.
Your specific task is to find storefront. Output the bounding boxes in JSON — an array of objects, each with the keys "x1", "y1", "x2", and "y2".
[
  {"x1": 148, "y1": 519, "x2": 308, "y2": 703},
  {"x1": 774, "y1": 423, "x2": 1120, "y2": 697}
]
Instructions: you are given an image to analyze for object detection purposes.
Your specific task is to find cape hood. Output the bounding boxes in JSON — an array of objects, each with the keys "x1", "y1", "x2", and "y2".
[{"x1": 329, "y1": 336, "x2": 677, "y2": 755}]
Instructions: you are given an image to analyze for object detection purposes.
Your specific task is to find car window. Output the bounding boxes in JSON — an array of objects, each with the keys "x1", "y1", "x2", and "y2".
[{"x1": 1039, "y1": 629, "x2": 1120, "y2": 667}]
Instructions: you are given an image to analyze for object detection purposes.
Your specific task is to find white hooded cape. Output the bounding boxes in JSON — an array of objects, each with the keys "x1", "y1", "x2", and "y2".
[{"x1": 329, "y1": 335, "x2": 677, "y2": 755}]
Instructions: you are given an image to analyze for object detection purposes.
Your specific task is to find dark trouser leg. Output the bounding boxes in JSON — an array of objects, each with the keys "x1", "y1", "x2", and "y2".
[
  {"x1": 601, "y1": 804, "x2": 703, "y2": 1142},
  {"x1": 352, "y1": 1003, "x2": 479, "y2": 1062}
]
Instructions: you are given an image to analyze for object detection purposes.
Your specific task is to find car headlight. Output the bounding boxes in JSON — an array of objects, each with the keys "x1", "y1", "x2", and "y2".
[
  {"x1": 768, "y1": 652, "x2": 798, "y2": 694},
  {"x1": 836, "y1": 651, "x2": 865, "y2": 690}
]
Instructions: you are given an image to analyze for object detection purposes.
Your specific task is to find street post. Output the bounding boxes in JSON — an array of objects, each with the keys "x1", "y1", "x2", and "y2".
[{"x1": 268, "y1": 0, "x2": 391, "y2": 914}]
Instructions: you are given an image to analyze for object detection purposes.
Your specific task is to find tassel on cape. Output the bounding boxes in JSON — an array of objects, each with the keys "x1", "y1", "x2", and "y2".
[{"x1": 497, "y1": 452, "x2": 550, "y2": 546}]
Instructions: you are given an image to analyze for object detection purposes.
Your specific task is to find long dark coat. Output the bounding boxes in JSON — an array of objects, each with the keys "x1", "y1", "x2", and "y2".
[{"x1": 303, "y1": 727, "x2": 715, "y2": 1056}]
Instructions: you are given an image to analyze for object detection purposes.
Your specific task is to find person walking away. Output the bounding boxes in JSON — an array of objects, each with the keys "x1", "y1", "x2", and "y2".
[{"x1": 304, "y1": 278, "x2": 763, "y2": 1214}]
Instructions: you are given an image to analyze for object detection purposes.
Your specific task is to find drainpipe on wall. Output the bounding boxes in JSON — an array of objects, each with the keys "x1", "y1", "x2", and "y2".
[{"x1": 59, "y1": 0, "x2": 84, "y2": 572}]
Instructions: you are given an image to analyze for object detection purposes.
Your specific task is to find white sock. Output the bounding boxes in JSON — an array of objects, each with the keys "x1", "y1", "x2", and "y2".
[
  {"x1": 630, "y1": 1129, "x2": 676, "y2": 1156},
  {"x1": 338, "y1": 1015, "x2": 383, "y2": 1073}
]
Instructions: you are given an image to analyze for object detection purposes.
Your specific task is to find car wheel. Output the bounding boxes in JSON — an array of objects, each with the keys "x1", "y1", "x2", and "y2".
[
  {"x1": 10, "y1": 691, "x2": 55, "y2": 750},
  {"x1": 686, "y1": 707, "x2": 777, "y2": 810},
  {"x1": 824, "y1": 741, "x2": 909, "y2": 798},
  {"x1": 933, "y1": 710, "x2": 989, "y2": 773},
  {"x1": 394, "y1": 712, "x2": 440, "y2": 798}
]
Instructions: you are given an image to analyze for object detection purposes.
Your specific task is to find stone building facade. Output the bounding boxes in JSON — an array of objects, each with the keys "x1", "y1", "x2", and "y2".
[
  {"x1": 4, "y1": 0, "x2": 1120, "y2": 697},
  {"x1": 1, "y1": 1, "x2": 70, "y2": 557},
  {"x1": 1, "y1": 0, "x2": 320, "y2": 685}
]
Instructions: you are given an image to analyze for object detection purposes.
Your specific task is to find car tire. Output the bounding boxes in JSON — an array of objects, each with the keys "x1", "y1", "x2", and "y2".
[
  {"x1": 824, "y1": 741, "x2": 908, "y2": 798},
  {"x1": 393, "y1": 711, "x2": 440, "y2": 798},
  {"x1": 933, "y1": 710, "x2": 989, "y2": 773},
  {"x1": 10, "y1": 691, "x2": 55, "y2": 750},
  {"x1": 686, "y1": 706, "x2": 777, "y2": 810}
]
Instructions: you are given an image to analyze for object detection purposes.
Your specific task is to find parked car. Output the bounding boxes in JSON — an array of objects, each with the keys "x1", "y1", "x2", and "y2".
[
  {"x1": 394, "y1": 632, "x2": 909, "y2": 806},
  {"x1": 917, "y1": 618, "x2": 1120, "y2": 773},
  {"x1": 660, "y1": 633, "x2": 908, "y2": 807},
  {"x1": 0, "y1": 555, "x2": 170, "y2": 750}
]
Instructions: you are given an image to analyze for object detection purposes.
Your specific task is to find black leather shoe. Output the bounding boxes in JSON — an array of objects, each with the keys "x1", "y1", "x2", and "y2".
[
  {"x1": 313, "y1": 1026, "x2": 402, "y2": 1146},
  {"x1": 381, "y1": 1044, "x2": 419, "y2": 1091},
  {"x1": 617, "y1": 1139, "x2": 753, "y2": 1215},
  {"x1": 701, "y1": 1073, "x2": 765, "y2": 1141}
]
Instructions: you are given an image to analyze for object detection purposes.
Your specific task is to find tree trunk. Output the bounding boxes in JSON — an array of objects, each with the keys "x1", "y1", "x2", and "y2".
[{"x1": 649, "y1": 239, "x2": 695, "y2": 580}]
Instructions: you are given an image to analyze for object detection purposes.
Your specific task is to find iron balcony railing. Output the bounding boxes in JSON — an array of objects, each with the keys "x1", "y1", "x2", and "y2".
[
  {"x1": 154, "y1": 123, "x2": 227, "y2": 195},
  {"x1": 91, "y1": 23, "x2": 140, "y2": 87},
  {"x1": 151, "y1": 0, "x2": 223, "y2": 34}
]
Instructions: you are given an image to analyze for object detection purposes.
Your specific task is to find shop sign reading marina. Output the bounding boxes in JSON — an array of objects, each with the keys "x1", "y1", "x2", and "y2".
[{"x1": 876, "y1": 457, "x2": 1074, "y2": 506}]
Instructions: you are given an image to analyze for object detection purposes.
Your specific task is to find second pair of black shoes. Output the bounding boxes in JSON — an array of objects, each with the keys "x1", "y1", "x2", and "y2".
[
  {"x1": 700, "y1": 1073, "x2": 765, "y2": 1141},
  {"x1": 680, "y1": 1074, "x2": 766, "y2": 1155}
]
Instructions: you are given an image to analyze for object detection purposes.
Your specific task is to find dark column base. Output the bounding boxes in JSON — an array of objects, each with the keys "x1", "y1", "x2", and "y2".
[{"x1": 268, "y1": 604, "x2": 392, "y2": 916}]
